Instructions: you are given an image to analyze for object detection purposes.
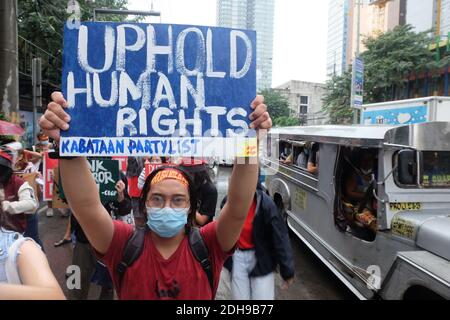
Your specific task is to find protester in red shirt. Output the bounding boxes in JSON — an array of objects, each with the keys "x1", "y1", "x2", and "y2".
[
  {"x1": 0, "y1": 150, "x2": 38, "y2": 233},
  {"x1": 221, "y1": 182, "x2": 295, "y2": 300},
  {"x1": 39, "y1": 92, "x2": 272, "y2": 300}
]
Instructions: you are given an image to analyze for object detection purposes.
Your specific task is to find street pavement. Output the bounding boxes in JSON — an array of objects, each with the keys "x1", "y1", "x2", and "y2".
[{"x1": 38, "y1": 166, "x2": 356, "y2": 300}]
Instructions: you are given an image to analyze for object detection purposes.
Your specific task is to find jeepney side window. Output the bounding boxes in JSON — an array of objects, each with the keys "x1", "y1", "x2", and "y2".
[
  {"x1": 422, "y1": 151, "x2": 450, "y2": 188},
  {"x1": 395, "y1": 151, "x2": 450, "y2": 188},
  {"x1": 336, "y1": 147, "x2": 378, "y2": 241}
]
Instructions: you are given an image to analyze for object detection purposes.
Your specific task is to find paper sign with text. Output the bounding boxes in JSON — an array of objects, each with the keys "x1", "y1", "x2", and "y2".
[
  {"x1": 88, "y1": 159, "x2": 120, "y2": 203},
  {"x1": 145, "y1": 162, "x2": 163, "y2": 179},
  {"x1": 112, "y1": 156, "x2": 128, "y2": 172},
  {"x1": 52, "y1": 167, "x2": 69, "y2": 209},
  {"x1": 43, "y1": 152, "x2": 58, "y2": 201},
  {"x1": 61, "y1": 22, "x2": 257, "y2": 158}
]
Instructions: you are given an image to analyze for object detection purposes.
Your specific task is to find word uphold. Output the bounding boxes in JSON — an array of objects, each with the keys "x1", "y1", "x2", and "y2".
[{"x1": 62, "y1": 22, "x2": 257, "y2": 157}]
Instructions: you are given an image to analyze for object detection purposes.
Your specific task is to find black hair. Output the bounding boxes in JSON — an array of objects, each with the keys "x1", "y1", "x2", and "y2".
[
  {"x1": 0, "y1": 206, "x2": 16, "y2": 232},
  {"x1": 0, "y1": 164, "x2": 13, "y2": 185},
  {"x1": 193, "y1": 168, "x2": 212, "y2": 191},
  {"x1": 138, "y1": 166, "x2": 198, "y2": 234}
]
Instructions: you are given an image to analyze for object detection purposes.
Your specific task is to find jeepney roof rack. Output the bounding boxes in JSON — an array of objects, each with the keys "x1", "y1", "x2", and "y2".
[{"x1": 270, "y1": 122, "x2": 450, "y2": 151}]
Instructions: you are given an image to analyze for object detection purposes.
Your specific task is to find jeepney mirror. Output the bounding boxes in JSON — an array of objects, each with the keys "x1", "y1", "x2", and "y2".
[{"x1": 397, "y1": 150, "x2": 418, "y2": 185}]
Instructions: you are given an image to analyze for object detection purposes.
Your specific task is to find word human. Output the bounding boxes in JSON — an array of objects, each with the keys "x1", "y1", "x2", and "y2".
[{"x1": 67, "y1": 23, "x2": 253, "y2": 138}]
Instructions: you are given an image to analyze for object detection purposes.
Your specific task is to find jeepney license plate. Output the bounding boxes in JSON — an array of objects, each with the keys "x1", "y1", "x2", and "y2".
[{"x1": 389, "y1": 202, "x2": 422, "y2": 212}]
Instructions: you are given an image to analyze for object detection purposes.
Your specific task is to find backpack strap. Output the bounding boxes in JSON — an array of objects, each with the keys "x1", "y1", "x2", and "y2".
[
  {"x1": 188, "y1": 227, "x2": 214, "y2": 295},
  {"x1": 116, "y1": 226, "x2": 214, "y2": 297},
  {"x1": 116, "y1": 226, "x2": 147, "y2": 290}
]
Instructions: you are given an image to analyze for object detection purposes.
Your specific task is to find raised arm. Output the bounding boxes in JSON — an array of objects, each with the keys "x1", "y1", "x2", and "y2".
[
  {"x1": 23, "y1": 150, "x2": 43, "y2": 164},
  {"x1": 216, "y1": 96, "x2": 272, "y2": 252},
  {"x1": 39, "y1": 92, "x2": 114, "y2": 254}
]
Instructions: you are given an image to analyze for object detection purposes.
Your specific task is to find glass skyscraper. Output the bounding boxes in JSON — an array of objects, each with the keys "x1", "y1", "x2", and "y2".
[
  {"x1": 217, "y1": 0, "x2": 275, "y2": 91},
  {"x1": 326, "y1": 0, "x2": 350, "y2": 77}
]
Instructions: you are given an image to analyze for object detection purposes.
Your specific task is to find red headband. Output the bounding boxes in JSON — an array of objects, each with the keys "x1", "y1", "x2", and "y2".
[{"x1": 151, "y1": 169, "x2": 189, "y2": 188}]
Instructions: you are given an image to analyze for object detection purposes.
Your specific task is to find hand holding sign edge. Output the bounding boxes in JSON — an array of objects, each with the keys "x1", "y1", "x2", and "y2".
[
  {"x1": 249, "y1": 94, "x2": 272, "y2": 139},
  {"x1": 39, "y1": 92, "x2": 70, "y2": 143}
]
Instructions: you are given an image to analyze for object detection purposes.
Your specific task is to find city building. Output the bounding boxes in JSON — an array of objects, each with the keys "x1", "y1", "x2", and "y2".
[
  {"x1": 216, "y1": 0, "x2": 275, "y2": 91},
  {"x1": 275, "y1": 80, "x2": 328, "y2": 125},
  {"x1": 326, "y1": 0, "x2": 351, "y2": 77},
  {"x1": 405, "y1": 0, "x2": 438, "y2": 34},
  {"x1": 347, "y1": 0, "x2": 405, "y2": 66},
  {"x1": 326, "y1": 0, "x2": 407, "y2": 78},
  {"x1": 441, "y1": 0, "x2": 450, "y2": 35}
]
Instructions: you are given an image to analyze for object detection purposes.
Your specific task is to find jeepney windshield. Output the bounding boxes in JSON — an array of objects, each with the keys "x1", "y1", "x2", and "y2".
[{"x1": 421, "y1": 151, "x2": 450, "y2": 188}]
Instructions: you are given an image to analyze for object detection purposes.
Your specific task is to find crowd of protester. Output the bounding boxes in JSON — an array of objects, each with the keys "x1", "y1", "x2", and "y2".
[{"x1": 0, "y1": 92, "x2": 296, "y2": 300}]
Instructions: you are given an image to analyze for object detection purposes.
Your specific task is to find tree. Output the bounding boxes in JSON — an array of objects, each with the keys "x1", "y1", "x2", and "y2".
[
  {"x1": 274, "y1": 116, "x2": 300, "y2": 127},
  {"x1": 362, "y1": 24, "x2": 437, "y2": 103},
  {"x1": 322, "y1": 24, "x2": 438, "y2": 124},
  {"x1": 322, "y1": 71, "x2": 353, "y2": 124},
  {"x1": 18, "y1": 0, "x2": 132, "y2": 60},
  {"x1": 259, "y1": 88, "x2": 290, "y2": 120}
]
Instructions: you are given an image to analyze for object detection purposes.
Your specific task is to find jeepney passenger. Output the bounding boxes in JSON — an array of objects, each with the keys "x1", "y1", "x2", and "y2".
[
  {"x1": 344, "y1": 151, "x2": 377, "y2": 234},
  {"x1": 307, "y1": 143, "x2": 319, "y2": 174},
  {"x1": 280, "y1": 144, "x2": 291, "y2": 162},
  {"x1": 296, "y1": 148, "x2": 308, "y2": 168},
  {"x1": 345, "y1": 152, "x2": 375, "y2": 203}
]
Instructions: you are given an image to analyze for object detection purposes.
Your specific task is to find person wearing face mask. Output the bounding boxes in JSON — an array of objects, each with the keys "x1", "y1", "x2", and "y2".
[
  {"x1": 38, "y1": 92, "x2": 272, "y2": 300},
  {"x1": 345, "y1": 151, "x2": 375, "y2": 203},
  {"x1": 296, "y1": 144, "x2": 309, "y2": 169},
  {"x1": 344, "y1": 150, "x2": 378, "y2": 235},
  {"x1": 279, "y1": 145, "x2": 290, "y2": 162},
  {"x1": 0, "y1": 150, "x2": 39, "y2": 234}
]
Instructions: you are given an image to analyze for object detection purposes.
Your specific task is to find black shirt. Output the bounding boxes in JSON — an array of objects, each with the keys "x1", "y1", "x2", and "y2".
[{"x1": 197, "y1": 180, "x2": 218, "y2": 223}]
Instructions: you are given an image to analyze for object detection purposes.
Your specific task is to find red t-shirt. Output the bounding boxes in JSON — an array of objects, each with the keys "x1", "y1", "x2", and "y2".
[
  {"x1": 99, "y1": 220, "x2": 231, "y2": 300},
  {"x1": 237, "y1": 199, "x2": 256, "y2": 250}
]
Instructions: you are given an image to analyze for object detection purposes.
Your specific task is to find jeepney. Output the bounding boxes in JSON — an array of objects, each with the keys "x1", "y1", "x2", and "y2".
[{"x1": 262, "y1": 122, "x2": 450, "y2": 300}]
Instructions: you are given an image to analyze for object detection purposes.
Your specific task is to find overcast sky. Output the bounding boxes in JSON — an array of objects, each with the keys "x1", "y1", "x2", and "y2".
[{"x1": 127, "y1": 0, "x2": 329, "y2": 87}]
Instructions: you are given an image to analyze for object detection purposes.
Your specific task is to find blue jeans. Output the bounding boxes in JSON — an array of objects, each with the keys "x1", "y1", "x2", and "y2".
[
  {"x1": 231, "y1": 249, "x2": 275, "y2": 300},
  {"x1": 24, "y1": 212, "x2": 43, "y2": 250}
]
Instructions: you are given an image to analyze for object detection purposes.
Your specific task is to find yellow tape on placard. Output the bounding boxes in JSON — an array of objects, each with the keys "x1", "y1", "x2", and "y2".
[{"x1": 237, "y1": 138, "x2": 258, "y2": 157}]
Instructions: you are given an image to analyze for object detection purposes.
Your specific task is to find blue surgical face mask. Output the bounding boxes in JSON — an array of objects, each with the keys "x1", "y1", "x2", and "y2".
[{"x1": 146, "y1": 207, "x2": 188, "y2": 238}]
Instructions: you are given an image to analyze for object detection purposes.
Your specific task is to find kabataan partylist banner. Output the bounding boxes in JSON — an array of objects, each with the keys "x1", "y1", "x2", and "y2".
[{"x1": 61, "y1": 22, "x2": 258, "y2": 158}]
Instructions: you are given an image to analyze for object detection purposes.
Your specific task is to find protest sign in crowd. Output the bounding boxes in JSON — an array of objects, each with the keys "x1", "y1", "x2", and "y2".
[{"x1": 0, "y1": 22, "x2": 295, "y2": 301}]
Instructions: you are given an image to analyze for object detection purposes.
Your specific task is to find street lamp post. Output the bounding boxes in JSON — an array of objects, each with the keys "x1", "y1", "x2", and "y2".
[{"x1": 351, "y1": 0, "x2": 362, "y2": 124}]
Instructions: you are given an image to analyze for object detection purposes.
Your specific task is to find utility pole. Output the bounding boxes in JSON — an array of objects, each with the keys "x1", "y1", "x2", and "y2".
[
  {"x1": 351, "y1": 0, "x2": 362, "y2": 124},
  {"x1": 0, "y1": 0, "x2": 19, "y2": 122},
  {"x1": 93, "y1": 8, "x2": 161, "y2": 22},
  {"x1": 32, "y1": 58, "x2": 42, "y2": 145}
]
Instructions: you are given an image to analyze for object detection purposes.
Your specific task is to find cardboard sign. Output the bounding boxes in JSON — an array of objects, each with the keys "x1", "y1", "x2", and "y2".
[
  {"x1": 145, "y1": 162, "x2": 163, "y2": 179},
  {"x1": 112, "y1": 156, "x2": 128, "y2": 172},
  {"x1": 88, "y1": 159, "x2": 120, "y2": 203},
  {"x1": 43, "y1": 152, "x2": 58, "y2": 201},
  {"x1": 52, "y1": 167, "x2": 69, "y2": 209},
  {"x1": 61, "y1": 22, "x2": 257, "y2": 158}
]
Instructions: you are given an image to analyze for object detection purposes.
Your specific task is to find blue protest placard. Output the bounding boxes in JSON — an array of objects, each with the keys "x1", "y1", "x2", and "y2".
[{"x1": 61, "y1": 22, "x2": 257, "y2": 158}]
